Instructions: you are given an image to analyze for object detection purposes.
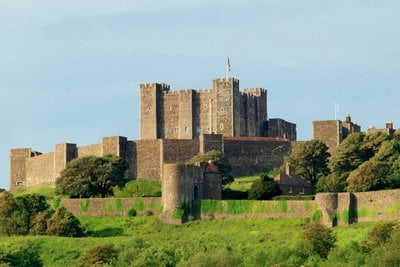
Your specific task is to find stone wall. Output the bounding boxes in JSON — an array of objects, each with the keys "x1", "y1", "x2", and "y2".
[
  {"x1": 10, "y1": 148, "x2": 31, "y2": 191},
  {"x1": 199, "y1": 199, "x2": 316, "y2": 220},
  {"x1": 267, "y1": 118, "x2": 297, "y2": 141},
  {"x1": 26, "y1": 152, "x2": 55, "y2": 186},
  {"x1": 61, "y1": 197, "x2": 162, "y2": 217},
  {"x1": 316, "y1": 189, "x2": 400, "y2": 227},
  {"x1": 223, "y1": 137, "x2": 292, "y2": 175},
  {"x1": 77, "y1": 144, "x2": 102, "y2": 157},
  {"x1": 162, "y1": 139, "x2": 199, "y2": 164},
  {"x1": 135, "y1": 139, "x2": 162, "y2": 180},
  {"x1": 313, "y1": 120, "x2": 341, "y2": 152}
]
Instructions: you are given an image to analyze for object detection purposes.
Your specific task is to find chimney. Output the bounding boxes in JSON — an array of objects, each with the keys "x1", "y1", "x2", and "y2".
[
  {"x1": 346, "y1": 114, "x2": 351, "y2": 123},
  {"x1": 285, "y1": 162, "x2": 292, "y2": 176},
  {"x1": 386, "y1": 121, "x2": 394, "y2": 130}
]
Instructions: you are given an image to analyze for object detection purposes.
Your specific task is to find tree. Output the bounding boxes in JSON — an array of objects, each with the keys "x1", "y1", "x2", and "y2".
[
  {"x1": 329, "y1": 133, "x2": 370, "y2": 176},
  {"x1": 0, "y1": 192, "x2": 18, "y2": 236},
  {"x1": 46, "y1": 207, "x2": 84, "y2": 237},
  {"x1": 190, "y1": 150, "x2": 233, "y2": 185},
  {"x1": 0, "y1": 188, "x2": 5, "y2": 193},
  {"x1": 316, "y1": 172, "x2": 347, "y2": 192},
  {"x1": 56, "y1": 155, "x2": 129, "y2": 198},
  {"x1": 301, "y1": 222, "x2": 336, "y2": 259},
  {"x1": 0, "y1": 193, "x2": 50, "y2": 236},
  {"x1": 285, "y1": 140, "x2": 330, "y2": 188},
  {"x1": 248, "y1": 175, "x2": 280, "y2": 200},
  {"x1": 347, "y1": 161, "x2": 390, "y2": 192}
]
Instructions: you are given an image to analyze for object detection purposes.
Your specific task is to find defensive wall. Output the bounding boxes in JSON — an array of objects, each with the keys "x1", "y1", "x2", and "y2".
[
  {"x1": 10, "y1": 134, "x2": 292, "y2": 191},
  {"x1": 57, "y1": 189, "x2": 400, "y2": 227}
]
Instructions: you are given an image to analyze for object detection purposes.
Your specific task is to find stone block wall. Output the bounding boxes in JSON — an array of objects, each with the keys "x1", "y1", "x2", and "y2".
[
  {"x1": 77, "y1": 144, "x2": 102, "y2": 157},
  {"x1": 313, "y1": 120, "x2": 341, "y2": 152},
  {"x1": 10, "y1": 148, "x2": 31, "y2": 191},
  {"x1": 223, "y1": 137, "x2": 292, "y2": 175},
  {"x1": 26, "y1": 152, "x2": 55, "y2": 186},
  {"x1": 61, "y1": 197, "x2": 162, "y2": 217},
  {"x1": 316, "y1": 189, "x2": 400, "y2": 227}
]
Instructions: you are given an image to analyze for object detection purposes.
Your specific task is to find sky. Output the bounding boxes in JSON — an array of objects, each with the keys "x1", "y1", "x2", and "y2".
[{"x1": 1, "y1": 0, "x2": 400, "y2": 189}]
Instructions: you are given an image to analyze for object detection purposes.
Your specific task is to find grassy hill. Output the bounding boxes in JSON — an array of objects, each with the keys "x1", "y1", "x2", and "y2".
[
  {"x1": 14, "y1": 184, "x2": 57, "y2": 199},
  {"x1": 0, "y1": 216, "x2": 380, "y2": 266}
]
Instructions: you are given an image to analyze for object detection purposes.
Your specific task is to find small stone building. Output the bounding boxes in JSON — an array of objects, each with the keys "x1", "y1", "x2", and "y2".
[
  {"x1": 274, "y1": 165, "x2": 313, "y2": 195},
  {"x1": 313, "y1": 114, "x2": 360, "y2": 152}
]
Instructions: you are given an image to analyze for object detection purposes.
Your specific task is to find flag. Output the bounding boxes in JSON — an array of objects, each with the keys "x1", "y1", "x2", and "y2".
[
  {"x1": 335, "y1": 103, "x2": 340, "y2": 113},
  {"x1": 227, "y1": 56, "x2": 231, "y2": 72}
]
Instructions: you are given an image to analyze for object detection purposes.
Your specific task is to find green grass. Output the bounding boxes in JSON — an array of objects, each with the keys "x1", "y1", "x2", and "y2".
[
  {"x1": 200, "y1": 200, "x2": 296, "y2": 215},
  {"x1": 14, "y1": 184, "x2": 57, "y2": 199},
  {"x1": 113, "y1": 180, "x2": 161, "y2": 197},
  {"x1": 0, "y1": 216, "x2": 382, "y2": 266},
  {"x1": 225, "y1": 174, "x2": 261, "y2": 192}
]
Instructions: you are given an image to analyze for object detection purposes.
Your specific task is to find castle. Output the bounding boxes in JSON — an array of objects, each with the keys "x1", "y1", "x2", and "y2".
[{"x1": 10, "y1": 77, "x2": 296, "y2": 211}]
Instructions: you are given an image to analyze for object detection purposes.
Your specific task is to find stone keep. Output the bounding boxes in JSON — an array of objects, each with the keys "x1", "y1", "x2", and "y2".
[{"x1": 140, "y1": 77, "x2": 295, "y2": 140}]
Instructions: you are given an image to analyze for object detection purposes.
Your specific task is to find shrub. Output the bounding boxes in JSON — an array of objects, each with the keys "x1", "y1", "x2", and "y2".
[
  {"x1": 248, "y1": 175, "x2": 280, "y2": 200},
  {"x1": 145, "y1": 210, "x2": 154, "y2": 216},
  {"x1": 77, "y1": 244, "x2": 118, "y2": 267},
  {"x1": 364, "y1": 222, "x2": 395, "y2": 249},
  {"x1": 46, "y1": 207, "x2": 84, "y2": 237},
  {"x1": 301, "y1": 222, "x2": 336, "y2": 258},
  {"x1": 127, "y1": 208, "x2": 137, "y2": 217},
  {"x1": 0, "y1": 193, "x2": 49, "y2": 236},
  {"x1": 30, "y1": 210, "x2": 53, "y2": 235},
  {"x1": 0, "y1": 243, "x2": 43, "y2": 267}
]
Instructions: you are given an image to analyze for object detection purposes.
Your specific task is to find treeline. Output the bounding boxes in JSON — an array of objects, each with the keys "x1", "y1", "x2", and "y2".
[
  {"x1": 286, "y1": 132, "x2": 400, "y2": 192},
  {"x1": 0, "y1": 192, "x2": 83, "y2": 237}
]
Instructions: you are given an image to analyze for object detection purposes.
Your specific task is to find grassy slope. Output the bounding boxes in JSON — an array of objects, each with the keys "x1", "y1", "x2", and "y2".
[
  {"x1": 14, "y1": 184, "x2": 57, "y2": 199},
  {"x1": 0, "y1": 217, "x2": 379, "y2": 266}
]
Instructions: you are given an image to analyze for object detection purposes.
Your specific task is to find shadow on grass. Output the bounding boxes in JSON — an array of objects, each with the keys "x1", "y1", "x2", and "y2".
[{"x1": 89, "y1": 227, "x2": 124, "y2": 237}]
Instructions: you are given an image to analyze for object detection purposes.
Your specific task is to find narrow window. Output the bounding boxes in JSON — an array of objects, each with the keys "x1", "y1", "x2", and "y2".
[
  {"x1": 289, "y1": 187, "x2": 293, "y2": 194},
  {"x1": 169, "y1": 106, "x2": 172, "y2": 111},
  {"x1": 300, "y1": 188, "x2": 305, "y2": 195},
  {"x1": 204, "y1": 104, "x2": 207, "y2": 109},
  {"x1": 185, "y1": 127, "x2": 188, "y2": 133},
  {"x1": 220, "y1": 123, "x2": 224, "y2": 130}
]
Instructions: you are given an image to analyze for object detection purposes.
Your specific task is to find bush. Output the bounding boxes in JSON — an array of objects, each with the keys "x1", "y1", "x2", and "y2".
[
  {"x1": 127, "y1": 208, "x2": 137, "y2": 217},
  {"x1": 0, "y1": 243, "x2": 43, "y2": 267},
  {"x1": 364, "y1": 222, "x2": 395, "y2": 249},
  {"x1": 46, "y1": 207, "x2": 84, "y2": 237},
  {"x1": 77, "y1": 244, "x2": 118, "y2": 267},
  {"x1": 248, "y1": 175, "x2": 280, "y2": 200},
  {"x1": 30, "y1": 210, "x2": 53, "y2": 235},
  {"x1": 301, "y1": 222, "x2": 336, "y2": 258},
  {"x1": 0, "y1": 193, "x2": 49, "y2": 236},
  {"x1": 145, "y1": 210, "x2": 154, "y2": 216}
]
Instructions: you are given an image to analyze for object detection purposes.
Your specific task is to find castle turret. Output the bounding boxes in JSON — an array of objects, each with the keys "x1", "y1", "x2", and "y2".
[{"x1": 140, "y1": 83, "x2": 170, "y2": 139}]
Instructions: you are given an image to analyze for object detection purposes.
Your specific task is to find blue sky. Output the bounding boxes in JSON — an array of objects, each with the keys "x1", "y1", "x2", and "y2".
[{"x1": 1, "y1": 1, "x2": 400, "y2": 189}]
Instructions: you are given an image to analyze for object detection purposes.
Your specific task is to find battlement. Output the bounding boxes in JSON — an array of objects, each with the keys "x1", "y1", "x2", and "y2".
[
  {"x1": 212, "y1": 77, "x2": 240, "y2": 84},
  {"x1": 242, "y1": 88, "x2": 266, "y2": 96},
  {"x1": 140, "y1": 83, "x2": 171, "y2": 92}
]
